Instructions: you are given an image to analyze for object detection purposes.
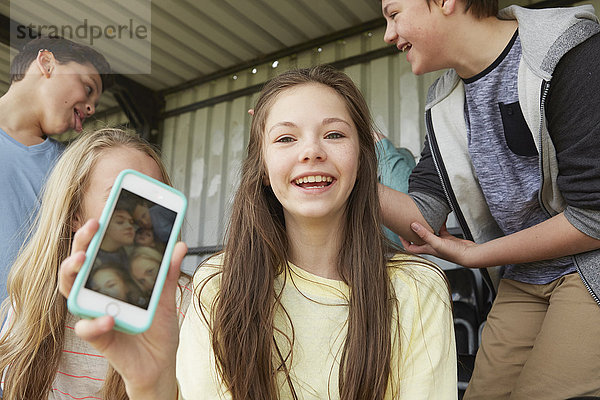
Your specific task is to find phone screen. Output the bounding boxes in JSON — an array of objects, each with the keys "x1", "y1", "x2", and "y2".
[{"x1": 84, "y1": 188, "x2": 177, "y2": 309}]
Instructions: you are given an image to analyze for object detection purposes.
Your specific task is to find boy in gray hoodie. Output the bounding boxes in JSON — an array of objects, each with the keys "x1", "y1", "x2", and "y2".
[{"x1": 379, "y1": 0, "x2": 600, "y2": 398}]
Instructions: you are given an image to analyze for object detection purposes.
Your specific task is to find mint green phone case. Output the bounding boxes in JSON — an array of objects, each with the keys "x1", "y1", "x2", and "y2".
[{"x1": 67, "y1": 169, "x2": 187, "y2": 334}]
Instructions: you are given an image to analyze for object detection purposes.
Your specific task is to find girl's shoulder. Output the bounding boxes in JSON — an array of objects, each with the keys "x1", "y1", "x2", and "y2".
[
  {"x1": 190, "y1": 252, "x2": 225, "y2": 304},
  {"x1": 192, "y1": 253, "x2": 224, "y2": 282},
  {"x1": 386, "y1": 253, "x2": 451, "y2": 306},
  {"x1": 386, "y1": 252, "x2": 443, "y2": 275},
  {"x1": 176, "y1": 274, "x2": 194, "y2": 325}
]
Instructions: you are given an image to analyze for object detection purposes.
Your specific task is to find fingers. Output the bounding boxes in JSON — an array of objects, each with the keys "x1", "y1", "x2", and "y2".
[
  {"x1": 409, "y1": 222, "x2": 473, "y2": 263},
  {"x1": 74, "y1": 316, "x2": 118, "y2": 356},
  {"x1": 398, "y1": 235, "x2": 412, "y2": 250},
  {"x1": 410, "y1": 222, "x2": 434, "y2": 241},
  {"x1": 74, "y1": 315, "x2": 115, "y2": 342},
  {"x1": 72, "y1": 219, "x2": 99, "y2": 254},
  {"x1": 58, "y1": 219, "x2": 99, "y2": 298},
  {"x1": 438, "y1": 221, "x2": 450, "y2": 235},
  {"x1": 167, "y1": 242, "x2": 187, "y2": 284},
  {"x1": 59, "y1": 251, "x2": 86, "y2": 297},
  {"x1": 161, "y1": 242, "x2": 187, "y2": 301},
  {"x1": 405, "y1": 222, "x2": 439, "y2": 254},
  {"x1": 171, "y1": 242, "x2": 187, "y2": 272}
]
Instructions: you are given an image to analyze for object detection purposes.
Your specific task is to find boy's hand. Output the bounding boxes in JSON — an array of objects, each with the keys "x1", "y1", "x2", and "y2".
[
  {"x1": 399, "y1": 222, "x2": 482, "y2": 268},
  {"x1": 58, "y1": 219, "x2": 184, "y2": 400}
]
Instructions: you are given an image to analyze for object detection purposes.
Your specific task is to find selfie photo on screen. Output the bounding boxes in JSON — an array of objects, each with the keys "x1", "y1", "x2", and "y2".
[{"x1": 85, "y1": 189, "x2": 177, "y2": 309}]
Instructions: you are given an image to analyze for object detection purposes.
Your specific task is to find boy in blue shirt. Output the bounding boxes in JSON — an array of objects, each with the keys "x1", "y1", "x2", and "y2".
[{"x1": 0, "y1": 37, "x2": 110, "y2": 303}]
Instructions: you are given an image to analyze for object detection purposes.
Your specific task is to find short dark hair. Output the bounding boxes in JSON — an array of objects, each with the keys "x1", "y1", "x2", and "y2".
[
  {"x1": 10, "y1": 36, "x2": 112, "y2": 91},
  {"x1": 425, "y1": 0, "x2": 498, "y2": 18}
]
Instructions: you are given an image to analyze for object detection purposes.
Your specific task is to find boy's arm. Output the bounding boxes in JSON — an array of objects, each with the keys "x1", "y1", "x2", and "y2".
[
  {"x1": 404, "y1": 33, "x2": 600, "y2": 267},
  {"x1": 378, "y1": 184, "x2": 435, "y2": 245},
  {"x1": 546, "y1": 32, "x2": 600, "y2": 212},
  {"x1": 379, "y1": 130, "x2": 452, "y2": 245},
  {"x1": 406, "y1": 212, "x2": 600, "y2": 268}
]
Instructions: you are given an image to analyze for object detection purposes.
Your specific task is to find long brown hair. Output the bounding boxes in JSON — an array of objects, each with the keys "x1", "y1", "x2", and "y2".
[
  {"x1": 207, "y1": 65, "x2": 394, "y2": 399},
  {"x1": 0, "y1": 128, "x2": 170, "y2": 400}
]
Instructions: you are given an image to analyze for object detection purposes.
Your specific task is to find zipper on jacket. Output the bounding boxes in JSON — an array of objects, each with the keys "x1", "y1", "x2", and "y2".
[
  {"x1": 537, "y1": 80, "x2": 551, "y2": 219},
  {"x1": 425, "y1": 110, "x2": 472, "y2": 241},
  {"x1": 538, "y1": 80, "x2": 600, "y2": 307},
  {"x1": 578, "y1": 267, "x2": 600, "y2": 306},
  {"x1": 425, "y1": 110, "x2": 497, "y2": 297}
]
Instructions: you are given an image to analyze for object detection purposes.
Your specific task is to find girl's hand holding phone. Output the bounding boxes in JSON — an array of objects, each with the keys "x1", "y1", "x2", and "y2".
[{"x1": 58, "y1": 219, "x2": 185, "y2": 400}]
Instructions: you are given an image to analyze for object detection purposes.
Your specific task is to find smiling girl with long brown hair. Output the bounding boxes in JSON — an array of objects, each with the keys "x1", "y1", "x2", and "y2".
[{"x1": 59, "y1": 66, "x2": 456, "y2": 400}]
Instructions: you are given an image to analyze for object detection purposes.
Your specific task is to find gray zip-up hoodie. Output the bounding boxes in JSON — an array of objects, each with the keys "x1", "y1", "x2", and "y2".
[{"x1": 410, "y1": 5, "x2": 600, "y2": 305}]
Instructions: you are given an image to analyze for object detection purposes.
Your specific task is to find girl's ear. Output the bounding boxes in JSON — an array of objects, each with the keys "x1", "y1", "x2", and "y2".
[
  {"x1": 36, "y1": 49, "x2": 56, "y2": 78},
  {"x1": 440, "y1": 0, "x2": 456, "y2": 15}
]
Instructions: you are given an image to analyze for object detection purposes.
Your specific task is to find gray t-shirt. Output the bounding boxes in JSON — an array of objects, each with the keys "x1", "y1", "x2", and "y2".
[
  {"x1": 0, "y1": 128, "x2": 63, "y2": 303},
  {"x1": 463, "y1": 31, "x2": 575, "y2": 284}
]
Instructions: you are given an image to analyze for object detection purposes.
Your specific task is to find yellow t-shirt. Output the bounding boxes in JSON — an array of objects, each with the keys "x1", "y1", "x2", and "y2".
[{"x1": 176, "y1": 254, "x2": 457, "y2": 399}]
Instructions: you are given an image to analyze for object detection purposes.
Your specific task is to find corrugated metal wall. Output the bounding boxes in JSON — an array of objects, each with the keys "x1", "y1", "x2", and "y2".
[
  {"x1": 159, "y1": 0, "x2": 600, "y2": 272},
  {"x1": 159, "y1": 26, "x2": 443, "y2": 271},
  {"x1": 0, "y1": 43, "x2": 14, "y2": 95}
]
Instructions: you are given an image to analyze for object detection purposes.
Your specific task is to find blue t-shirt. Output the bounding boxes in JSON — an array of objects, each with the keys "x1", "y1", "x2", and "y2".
[{"x1": 0, "y1": 129, "x2": 64, "y2": 303}]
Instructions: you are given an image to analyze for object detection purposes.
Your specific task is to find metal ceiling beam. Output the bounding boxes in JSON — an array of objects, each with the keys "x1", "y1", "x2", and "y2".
[
  {"x1": 161, "y1": 45, "x2": 398, "y2": 120},
  {"x1": 0, "y1": 13, "x2": 163, "y2": 142},
  {"x1": 1, "y1": 0, "x2": 587, "y2": 134},
  {"x1": 159, "y1": 0, "x2": 585, "y2": 99},
  {"x1": 111, "y1": 75, "x2": 164, "y2": 142},
  {"x1": 0, "y1": 14, "x2": 31, "y2": 50},
  {"x1": 161, "y1": 17, "x2": 388, "y2": 96}
]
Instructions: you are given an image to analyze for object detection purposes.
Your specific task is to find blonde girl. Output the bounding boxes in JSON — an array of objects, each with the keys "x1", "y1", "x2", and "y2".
[
  {"x1": 129, "y1": 246, "x2": 163, "y2": 296},
  {"x1": 0, "y1": 128, "x2": 190, "y2": 400},
  {"x1": 59, "y1": 66, "x2": 456, "y2": 399}
]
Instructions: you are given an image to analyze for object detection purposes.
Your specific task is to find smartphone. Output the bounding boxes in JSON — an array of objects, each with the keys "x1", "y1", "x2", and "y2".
[{"x1": 68, "y1": 169, "x2": 187, "y2": 334}]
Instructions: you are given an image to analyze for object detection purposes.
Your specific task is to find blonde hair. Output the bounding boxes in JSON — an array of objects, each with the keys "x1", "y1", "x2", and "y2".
[
  {"x1": 131, "y1": 245, "x2": 163, "y2": 264},
  {"x1": 0, "y1": 128, "x2": 170, "y2": 400}
]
